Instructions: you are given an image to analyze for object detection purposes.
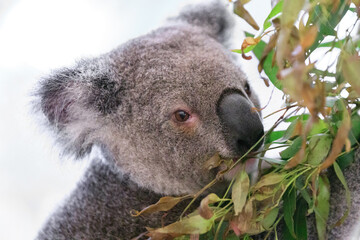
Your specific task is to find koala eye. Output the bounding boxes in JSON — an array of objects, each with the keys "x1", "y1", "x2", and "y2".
[
  {"x1": 244, "y1": 82, "x2": 251, "y2": 96},
  {"x1": 174, "y1": 110, "x2": 190, "y2": 122}
]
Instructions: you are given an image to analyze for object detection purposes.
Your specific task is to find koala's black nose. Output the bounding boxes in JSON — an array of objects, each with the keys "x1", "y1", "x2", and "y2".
[{"x1": 217, "y1": 92, "x2": 264, "y2": 155}]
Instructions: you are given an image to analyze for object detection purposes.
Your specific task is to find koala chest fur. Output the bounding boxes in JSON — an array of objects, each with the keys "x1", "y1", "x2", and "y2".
[{"x1": 35, "y1": 2, "x2": 265, "y2": 239}]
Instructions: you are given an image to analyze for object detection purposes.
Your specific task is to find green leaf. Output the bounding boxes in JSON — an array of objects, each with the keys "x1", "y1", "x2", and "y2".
[
  {"x1": 232, "y1": 45, "x2": 257, "y2": 54},
  {"x1": 262, "y1": 50, "x2": 282, "y2": 90},
  {"x1": 265, "y1": 130, "x2": 286, "y2": 144},
  {"x1": 332, "y1": 161, "x2": 351, "y2": 227},
  {"x1": 263, "y1": 0, "x2": 283, "y2": 31},
  {"x1": 293, "y1": 198, "x2": 308, "y2": 240},
  {"x1": 321, "y1": 0, "x2": 350, "y2": 36},
  {"x1": 283, "y1": 222, "x2": 296, "y2": 240},
  {"x1": 200, "y1": 221, "x2": 229, "y2": 240},
  {"x1": 252, "y1": 172, "x2": 286, "y2": 190},
  {"x1": 152, "y1": 214, "x2": 214, "y2": 235},
  {"x1": 283, "y1": 187, "x2": 296, "y2": 238},
  {"x1": 308, "y1": 0, "x2": 349, "y2": 53},
  {"x1": 232, "y1": 168, "x2": 250, "y2": 215},
  {"x1": 277, "y1": 119, "x2": 300, "y2": 142},
  {"x1": 245, "y1": 32, "x2": 282, "y2": 90},
  {"x1": 280, "y1": 136, "x2": 303, "y2": 160},
  {"x1": 309, "y1": 119, "x2": 329, "y2": 136},
  {"x1": 307, "y1": 134, "x2": 333, "y2": 166},
  {"x1": 318, "y1": 39, "x2": 347, "y2": 48},
  {"x1": 315, "y1": 175, "x2": 330, "y2": 240},
  {"x1": 285, "y1": 114, "x2": 310, "y2": 123},
  {"x1": 261, "y1": 207, "x2": 279, "y2": 229},
  {"x1": 295, "y1": 177, "x2": 313, "y2": 211},
  {"x1": 336, "y1": 150, "x2": 355, "y2": 170}
]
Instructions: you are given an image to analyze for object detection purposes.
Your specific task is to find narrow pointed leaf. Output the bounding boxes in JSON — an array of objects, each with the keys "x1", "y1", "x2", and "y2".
[
  {"x1": 232, "y1": 168, "x2": 250, "y2": 215},
  {"x1": 283, "y1": 187, "x2": 296, "y2": 238},
  {"x1": 263, "y1": 0, "x2": 283, "y2": 31},
  {"x1": 131, "y1": 195, "x2": 190, "y2": 216},
  {"x1": 252, "y1": 172, "x2": 286, "y2": 190},
  {"x1": 151, "y1": 214, "x2": 214, "y2": 235},
  {"x1": 280, "y1": 136, "x2": 303, "y2": 160},
  {"x1": 315, "y1": 175, "x2": 330, "y2": 240}
]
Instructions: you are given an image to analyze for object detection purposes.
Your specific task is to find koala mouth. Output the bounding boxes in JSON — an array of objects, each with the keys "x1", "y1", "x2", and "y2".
[
  {"x1": 205, "y1": 152, "x2": 258, "y2": 181},
  {"x1": 222, "y1": 157, "x2": 257, "y2": 181}
]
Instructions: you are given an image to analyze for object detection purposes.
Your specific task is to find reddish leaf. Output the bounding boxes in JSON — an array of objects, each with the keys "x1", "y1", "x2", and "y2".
[
  {"x1": 320, "y1": 104, "x2": 351, "y2": 171},
  {"x1": 198, "y1": 193, "x2": 221, "y2": 219},
  {"x1": 233, "y1": 1, "x2": 260, "y2": 30}
]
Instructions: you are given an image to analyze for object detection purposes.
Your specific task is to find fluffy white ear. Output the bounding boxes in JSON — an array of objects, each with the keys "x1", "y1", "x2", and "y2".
[
  {"x1": 170, "y1": 1, "x2": 234, "y2": 45},
  {"x1": 35, "y1": 57, "x2": 122, "y2": 158}
]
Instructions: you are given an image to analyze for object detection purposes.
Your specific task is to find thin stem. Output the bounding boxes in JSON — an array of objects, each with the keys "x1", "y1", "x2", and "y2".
[
  {"x1": 179, "y1": 178, "x2": 217, "y2": 219},
  {"x1": 263, "y1": 104, "x2": 298, "y2": 119}
]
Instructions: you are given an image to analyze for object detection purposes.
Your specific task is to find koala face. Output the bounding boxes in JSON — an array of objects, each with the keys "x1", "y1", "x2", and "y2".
[{"x1": 37, "y1": 2, "x2": 263, "y2": 196}]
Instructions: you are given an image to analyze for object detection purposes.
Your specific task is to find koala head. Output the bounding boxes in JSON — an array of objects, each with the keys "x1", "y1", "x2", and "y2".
[{"x1": 36, "y1": 1, "x2": 264, "y2": 196}]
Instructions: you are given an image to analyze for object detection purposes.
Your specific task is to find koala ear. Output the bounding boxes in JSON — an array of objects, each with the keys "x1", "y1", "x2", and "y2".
[
  {"x1": 36, "y1": 58, "x2": 122, "y2": 158},
  {"x1": 173, "y1": 1, "x2": 234, "y2": 44}
]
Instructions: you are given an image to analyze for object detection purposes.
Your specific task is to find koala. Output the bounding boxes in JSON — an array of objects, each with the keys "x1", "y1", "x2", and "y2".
[
  {"x1": 35, "y1": 1, "x2": 360, "y2": 239},
  {"x1": 35, "y1": 1, "x2": 264, "y2": 239}
]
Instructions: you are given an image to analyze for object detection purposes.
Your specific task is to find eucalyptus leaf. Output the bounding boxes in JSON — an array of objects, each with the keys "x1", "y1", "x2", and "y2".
[
  {"x1": 308, "y1": 120, "x2": 329, "y2": 136},
  {"x1": 245, "y1": 32, "x2": 282, "y2": 90},
  {"x1": 263, "y1": 0, "x2": 283, "y2": 31},
  {"x1": 294, "y1": 198, "x2": 308, "y2": 240},
  {"x1": 315, "y1": 175, "x2": 330, "y2": 240},
  {"x1": 152, "y1": 214, "x2": 214, "y2": 235},
  {"x1": 280, "y1": 136, "x2": 303, "y2": 160},
  {"x1": 261, "y1": 207, "x2": 279, "y2": 229},
  {"x1": 349, "y1": 112, "x2": 360, "y2": 146},
  {"x1": 232, "y1": 168, "x2": 250, "y2": 215},
  {"x1": 252, "y1": 172, "x2": 286, "y2": 190},
  {"x1": 307, "y1": 134, "x2": 333, "y2": 166},
  {"x1": 337, "y1": 150, "x2": 355, "y2": 170},
  {"x1": 295, "y1": 177, "x2": 313, "y2": 211},
  {"x1": 285, "y1": 114, "x2": 310, "y2": 123},
  {"x1": 283, "y1": 187, "x2": 296, "y2": 238},
  {"x1": 278, "y1": 119, "x2": 300, "y2": 142},
  {"x1": 265, "y1": 130, "x2": 286, "y2": 144}
]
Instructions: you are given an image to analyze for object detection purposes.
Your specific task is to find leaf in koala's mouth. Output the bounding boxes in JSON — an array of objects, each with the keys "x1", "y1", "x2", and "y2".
[
  {"x1": 220, "y1": 156, "x2": 258, "y2": 181},
  {"x1": 202, "y1": 151, "x2": 259, "y2": 181},
  {"x1": 203, "y1": 152, "x2": 222, "y2": 170},
  {"x1": 130, "y1": 195, "x2": 192, "y2": 217},
  {"x1": 203, "y1": 152, "x2": 233, "y2": 171}
]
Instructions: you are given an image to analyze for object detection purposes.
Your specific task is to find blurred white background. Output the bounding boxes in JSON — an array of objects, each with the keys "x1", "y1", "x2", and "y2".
[{"x1": 0, "y1": 0, "x2": 286, "y2": 239}]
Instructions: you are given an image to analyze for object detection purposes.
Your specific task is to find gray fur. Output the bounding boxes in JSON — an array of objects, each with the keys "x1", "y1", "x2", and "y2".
[{"x1": 36, "y1": 1, "x2": 262, "y2": 239}]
